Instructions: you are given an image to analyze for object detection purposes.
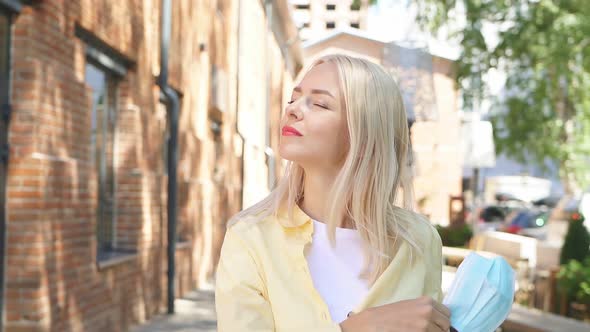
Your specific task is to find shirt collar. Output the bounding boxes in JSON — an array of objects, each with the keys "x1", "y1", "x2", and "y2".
[{"x1": 276, "y1": 203, "x2": 312, "y2": 228}]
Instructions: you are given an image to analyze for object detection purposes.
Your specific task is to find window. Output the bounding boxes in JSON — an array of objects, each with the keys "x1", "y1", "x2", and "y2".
[
  {"x1": 295, "y1": 4, "x2": 310, "y2": 10},
  {"x1": 77, "y1": 26, "x2": 133, "y2": 264},
  {"x1": 326, "y1": 4, "x2": 336, "y2": 10},
  {"x1": 302, "y1": 22, "x2": 310, "y2": 28},
  {"x1": 0, "y1": 9, "x2": 12, "y2": 323},
  {"x1": 326, "y1": 21, "x2": 335, "y2": 29},
  {"x1": 350, "y1": 22, "x2": 360, "y2": 29},
  {"x1": 86, "y1": 62, "x2": 119, "y2": 256}
]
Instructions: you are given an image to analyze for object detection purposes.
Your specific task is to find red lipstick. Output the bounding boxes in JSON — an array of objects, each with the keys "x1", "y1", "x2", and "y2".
[{"x1": 282, "y1": 126, "x2": 302, "y2": 136}]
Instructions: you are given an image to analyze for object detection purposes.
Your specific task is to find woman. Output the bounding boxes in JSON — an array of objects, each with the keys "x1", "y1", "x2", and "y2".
[{"x1": 215, "y1": 54, "x2": 451, "y2": 332}]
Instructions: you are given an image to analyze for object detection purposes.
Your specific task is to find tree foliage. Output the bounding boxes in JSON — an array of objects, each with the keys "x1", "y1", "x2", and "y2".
[
  {"x1": 352, "y1": 0, "x2": 378, "y2": 10},
  {"x1": 415, "y1": 0, "x2": 590, "y2": 191},
  {"x1": 560, "y1": 214, "x2": 589, "y2": 265}
]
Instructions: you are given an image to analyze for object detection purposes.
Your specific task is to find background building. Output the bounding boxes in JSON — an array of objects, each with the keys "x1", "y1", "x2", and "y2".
[
  {"x1": 0, "y1": 0, "x2": 301, "y2": 331},
  {"x1": 289, "y1": 0, "x2": 369, "y2": 41}
]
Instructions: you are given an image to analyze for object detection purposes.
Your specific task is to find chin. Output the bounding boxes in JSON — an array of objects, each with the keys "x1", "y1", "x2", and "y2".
[{"x1": 278, "y1": 144, "x2": 308, "y2": 163}]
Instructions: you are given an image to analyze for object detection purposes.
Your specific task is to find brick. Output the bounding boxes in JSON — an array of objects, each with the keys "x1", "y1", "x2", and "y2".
[
  {"x1": 4, "y1": 323, "x2": 49, "y2": 332},
  {"x1": 8, "y1": 168, "x2": 44, "y2": 177},
  {"x1": 2, "y1": 0, "x2": 280, "y2": 330},
  {"x1": 9, "y1": 191, "x2": 44, "y2": 199}
]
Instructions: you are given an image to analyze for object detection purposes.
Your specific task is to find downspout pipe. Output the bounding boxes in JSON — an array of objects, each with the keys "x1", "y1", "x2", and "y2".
[{"x1": 158, "y1": 0, "x2": 179, "y2": 315}]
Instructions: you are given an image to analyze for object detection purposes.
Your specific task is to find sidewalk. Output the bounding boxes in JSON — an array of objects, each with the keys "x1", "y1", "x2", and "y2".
[{"x1": 130, "y1": 288, "x2": 217, "y2": 332}]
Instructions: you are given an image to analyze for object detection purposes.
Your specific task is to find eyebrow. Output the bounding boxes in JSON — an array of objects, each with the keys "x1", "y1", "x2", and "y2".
[{"x1": 293, "y1": 86, "x2": 335, "y2": 98}]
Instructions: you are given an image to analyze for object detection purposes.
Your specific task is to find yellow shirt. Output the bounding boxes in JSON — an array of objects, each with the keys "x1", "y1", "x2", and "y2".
[{"x1": 215, "y1": 205, "x2": 443, "y2": 332}]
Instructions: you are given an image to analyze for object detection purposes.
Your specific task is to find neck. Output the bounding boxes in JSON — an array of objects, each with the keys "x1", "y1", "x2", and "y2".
[{"x1": 299, "y1": 165, "x2": 353, "y2": 229}]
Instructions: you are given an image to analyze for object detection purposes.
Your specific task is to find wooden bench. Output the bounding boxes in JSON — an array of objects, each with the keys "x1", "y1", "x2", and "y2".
[
  {"x1": 501, "y1": 304, "x2": 590, "y2": 332},
  {"x1": 442, "y1": 246, "x2": 499, "y2": 267},
  {"x1": 469, "y1": 231, "x2": 561, "y2": 270}
]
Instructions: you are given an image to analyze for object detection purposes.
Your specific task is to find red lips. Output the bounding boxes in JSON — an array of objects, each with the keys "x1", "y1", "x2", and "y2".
[{"x1": 282, "y1": 126, "x2": 302, "y2": 136}]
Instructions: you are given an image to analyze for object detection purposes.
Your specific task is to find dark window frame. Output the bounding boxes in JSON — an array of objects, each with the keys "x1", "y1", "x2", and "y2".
[
  {"x1": 0, "y1": 0, "x2": 22, "y2": 13},
  {"x1": 78, "y1": 27, "x2": 135, "y2": 266},
  {"x1": 86, "y1": 59, "x2": 118, "y2": 252},
  {"x1": 0, "y1": 5, "x2": 14, "y2": 331},
  {"x1": 76, "y1": 25, "x2": 133, "y2": 77},
  {"x1": 350, "y1": 22, "x2": 360, "y2": 29},
  {"x1": 326, "y1": 4, "x2": 336, "y2": 11},
  {"x1": 86, "y1": 60, "x2": 121, "y2": 260},
  {"x1": 326, "y1": 21, "x2": 335, "y2": 29}
]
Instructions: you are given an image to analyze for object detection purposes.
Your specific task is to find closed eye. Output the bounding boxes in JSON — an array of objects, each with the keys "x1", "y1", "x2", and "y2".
[{"x1": 286, "y1": 98, "x2": 328, "y2": 109}]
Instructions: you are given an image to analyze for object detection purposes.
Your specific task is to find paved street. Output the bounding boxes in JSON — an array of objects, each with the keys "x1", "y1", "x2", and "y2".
[{"x1": 131, "y1": 288, "x2": 217, "y2": 332}]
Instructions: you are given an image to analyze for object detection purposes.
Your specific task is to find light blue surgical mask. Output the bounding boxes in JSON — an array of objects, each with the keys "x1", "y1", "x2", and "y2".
[{"x1": 443, "y1": 253, "x2": 515, "y2": 332}]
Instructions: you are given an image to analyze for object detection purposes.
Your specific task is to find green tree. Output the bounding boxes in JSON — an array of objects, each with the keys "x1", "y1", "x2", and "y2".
[
  {"x1": 351, "y1": 0, "x2": 378, "y2": 10},
  {"x1": 415, "y1": 0, "x2": 590, "y2": 192},
  {"x1": 560, "y1": 214, "x2": 590, "y2": 265}
]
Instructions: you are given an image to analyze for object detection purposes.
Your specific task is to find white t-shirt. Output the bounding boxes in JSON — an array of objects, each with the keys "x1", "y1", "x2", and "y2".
[{"x1": 305, "y1": 219, "x2": 370, "y2": 323}]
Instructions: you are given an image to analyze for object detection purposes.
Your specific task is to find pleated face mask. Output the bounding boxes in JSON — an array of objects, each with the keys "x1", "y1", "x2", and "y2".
[{"x1": 443, "y1": 252, "x2": 515, "y2": 332}]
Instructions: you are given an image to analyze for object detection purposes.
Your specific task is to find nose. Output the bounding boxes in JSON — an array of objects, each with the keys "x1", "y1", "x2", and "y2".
[{"x1": 285, "y1": 97, "x2": 306, "y2": 120}]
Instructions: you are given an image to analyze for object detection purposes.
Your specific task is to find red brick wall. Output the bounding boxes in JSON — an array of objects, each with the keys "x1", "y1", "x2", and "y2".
[
  {"x1": 4, "y1": 0, "x2": 299, "y2": 329},
  {"x1": 4, "y1": 1, "x2": 244, "y2": 331}
]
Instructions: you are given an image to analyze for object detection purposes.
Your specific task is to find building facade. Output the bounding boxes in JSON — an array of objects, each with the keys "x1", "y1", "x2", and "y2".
[
  {"x1": 289, "y1": 0, "x2": 369, "y2": 41},
  {"x1": 304, "y1": 30, "x2": 463, "y2": 225},
  {"x1": 0, "y1": 0, "x2": 301, "y2": 331}
]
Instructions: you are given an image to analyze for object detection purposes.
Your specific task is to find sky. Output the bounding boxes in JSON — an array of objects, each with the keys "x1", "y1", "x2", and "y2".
[{"x1": 367, "y1": 0, "x2": 461, "y2": 60}]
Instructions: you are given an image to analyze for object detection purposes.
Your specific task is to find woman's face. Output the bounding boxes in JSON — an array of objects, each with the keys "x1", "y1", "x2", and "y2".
[{"x1": 278, "y1": 62, "x2": 349, "y2": 170}]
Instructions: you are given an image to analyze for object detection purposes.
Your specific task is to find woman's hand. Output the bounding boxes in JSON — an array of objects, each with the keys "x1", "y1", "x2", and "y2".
[{"x1": 339, "y1": 296, "x2": 451, "y2": 332}]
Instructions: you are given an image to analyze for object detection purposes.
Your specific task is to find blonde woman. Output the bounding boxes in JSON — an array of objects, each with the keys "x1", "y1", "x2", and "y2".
[{"x1": 215, "y1": 54, "x2": 451, "y2": 332}]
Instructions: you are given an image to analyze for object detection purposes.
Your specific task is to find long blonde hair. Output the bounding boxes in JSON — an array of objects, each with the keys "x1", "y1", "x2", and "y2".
[{"x1": 229, "y1": 54, "x2": 425, "y2": 285}]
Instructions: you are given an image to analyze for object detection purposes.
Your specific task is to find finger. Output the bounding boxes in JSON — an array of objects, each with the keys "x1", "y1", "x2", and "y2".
[
  {"x1": 432, "y1": 300, "x2": 451, "y2": 318},
  {"x1": 427, "y1": 322, "x2": 447, "y2": 332},
  {"x1": 431, "y1": 308, "x2": 451, "y2": 332}
]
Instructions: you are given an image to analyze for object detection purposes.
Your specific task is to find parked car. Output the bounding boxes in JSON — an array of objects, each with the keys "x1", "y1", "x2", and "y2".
[
  {"x1": 474, "y1": 206, "x2": 506, "y2": 232},
  {"x1": 506, "y1": 209, "x2": 550, "y2": 239},
  {"x1": 479, "y1": 206, "x2": 506, "y2": 222},
  {"x1": 510, "y1": 210, "x2": 550, "y2": 229},
  {"x1": 540, "y1": 191, "x2": 590, "y2": 244},
  {"x1": 475, "y1": 202, "x2": 525, "y2": 232}
]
